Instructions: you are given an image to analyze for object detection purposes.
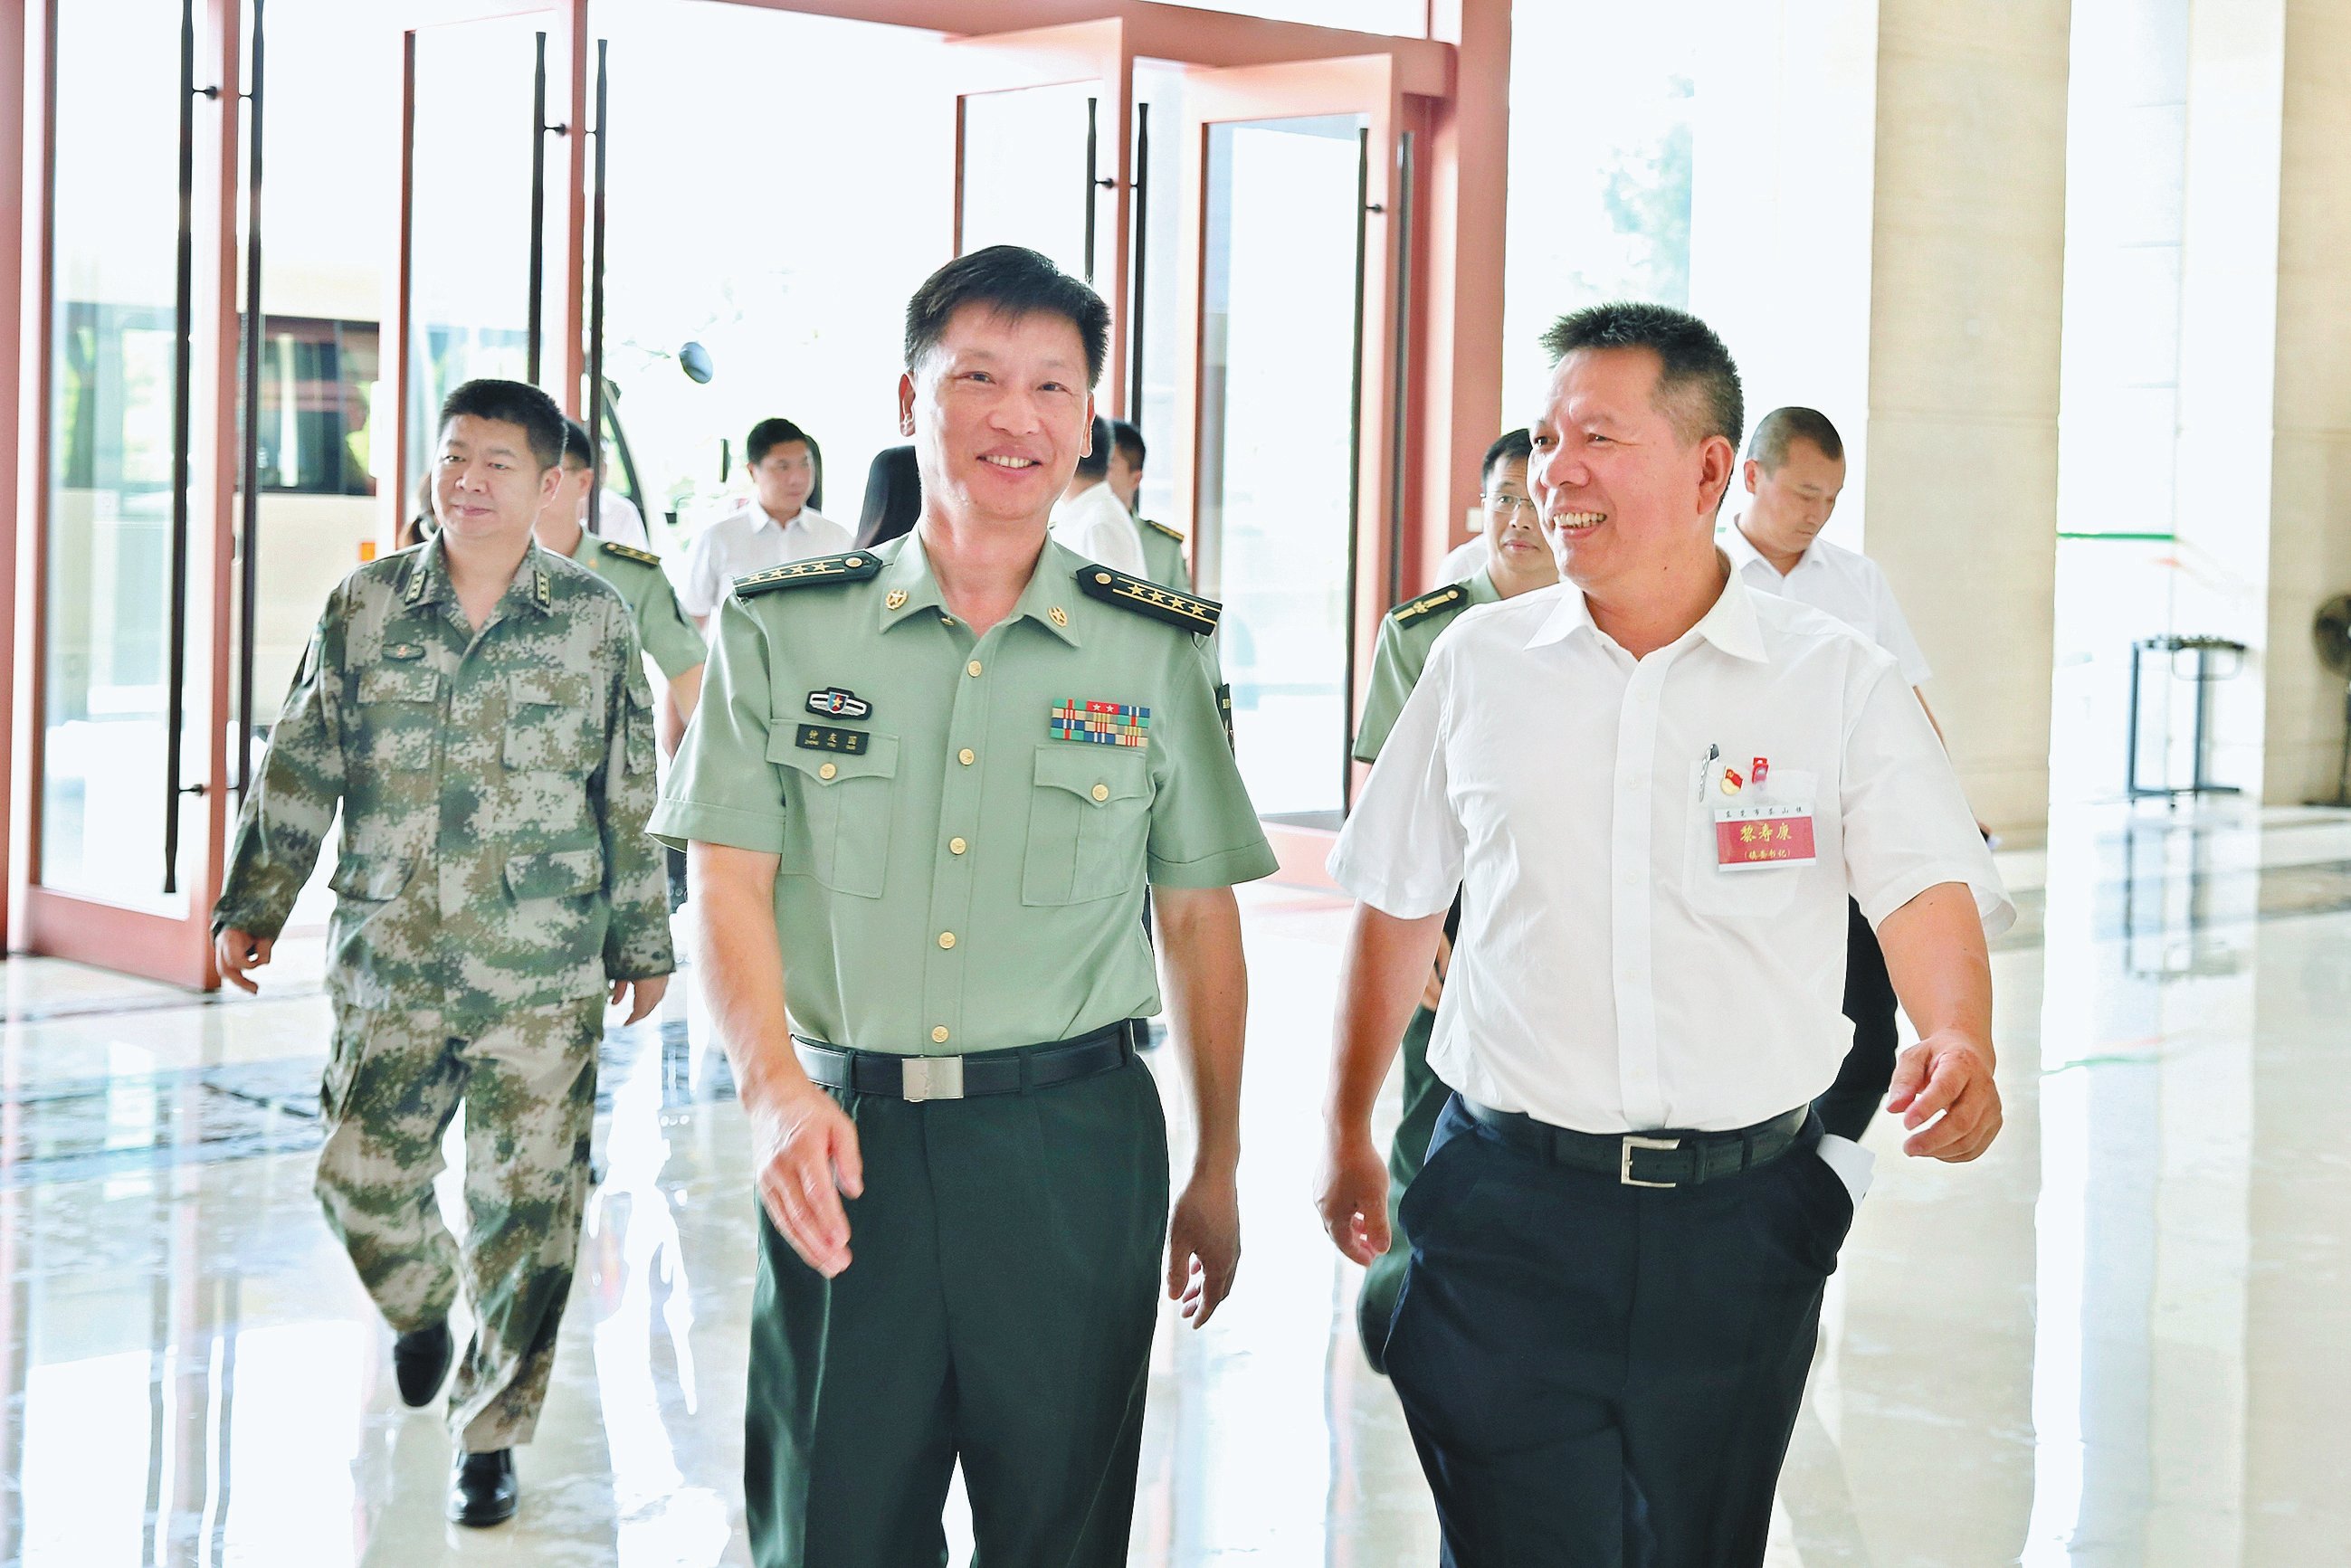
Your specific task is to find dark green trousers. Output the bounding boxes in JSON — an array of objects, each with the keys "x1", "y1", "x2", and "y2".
[
  {"x1": 746, "y1": 1054, "x2": 1169, "y2": 1568},
  {"x1": 1357, "y1": 1003, "x2": 1445, "y2": 1372}
]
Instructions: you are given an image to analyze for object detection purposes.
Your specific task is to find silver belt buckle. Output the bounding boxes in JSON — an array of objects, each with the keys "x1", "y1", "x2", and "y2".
[
  {"x1": 901, "y1": 1055, "x2": 965, "y2": 1103},
  {"x1": 1620, "y1": 1135, "x2": 1680, "y2": 1188}
]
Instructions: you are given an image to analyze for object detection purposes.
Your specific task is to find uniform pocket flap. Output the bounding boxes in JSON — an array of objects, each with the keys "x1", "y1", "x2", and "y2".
[
  {"x1": 503, "y1": 847, "x2": 604, "y2": 899},
  {"x1": 357, "y1": 666, "x2": 438, "y2": 704},
  {"x1": 766, "y1": 729, "x2": 900, "y2": 784},
  {"x1": 1032, "y1": 745, "x2": 1148, "y2": 806},
  {"x1": 327, "y1": 853, "x2": 414, "y2": 901},
  {"x1": 510, "y1": 670, "x2": 589, "y2": 708}
]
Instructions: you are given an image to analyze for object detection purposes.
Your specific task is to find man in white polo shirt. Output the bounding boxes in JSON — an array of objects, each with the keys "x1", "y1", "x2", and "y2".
[
  {"x1": 677, "y1": 417, "x2": 852, "y2": 630},
  {"x1": 1723, "y1": 405, "x2": 1966, "y2": 1145},
  {"x1": 1050, "y1": 414, "x2": 1148, "y2": 576},
  {"x1": 1316, "y1": 303, "x2": 2011, "y2": 1564}
]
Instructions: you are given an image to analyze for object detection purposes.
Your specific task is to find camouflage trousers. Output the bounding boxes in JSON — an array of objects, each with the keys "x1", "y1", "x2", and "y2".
[{"x1": 315, "y1": 995, "x2": 604, "y2": 1451}]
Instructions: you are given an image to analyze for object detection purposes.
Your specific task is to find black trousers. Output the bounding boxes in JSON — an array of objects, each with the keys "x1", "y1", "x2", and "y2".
[
  {"x1": 1814, "y1": 898, "x2": 1899, "y2": 1141},
  {"x1": 1385, "y1": 1096, "x2": 1854, "y2": 1568}
]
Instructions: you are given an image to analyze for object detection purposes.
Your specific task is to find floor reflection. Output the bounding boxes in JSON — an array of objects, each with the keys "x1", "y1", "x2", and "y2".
[{"x1": 2, "y1": 807, "x2": 2348, "y2": 1563}]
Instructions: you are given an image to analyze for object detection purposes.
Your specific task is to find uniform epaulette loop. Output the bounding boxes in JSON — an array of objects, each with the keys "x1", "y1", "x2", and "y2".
[
  {"x1": 1142, "y1": 517, "x2": 1186, "y2": 544},
  {"x1": 1074, "y1": 565, "x2": 1221, "y2": 636},
  {"x1": 599, "y1": 540, "x2": 662, "y2": 567},
  {"x1": 1390, "y1": 583, "x2": 1471, "y2": 628},
  {"x1": 734, "y1": 552, "x2": 884, "y2": 597}
]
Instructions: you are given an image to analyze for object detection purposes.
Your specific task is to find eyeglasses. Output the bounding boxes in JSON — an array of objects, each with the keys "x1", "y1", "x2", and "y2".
[{"x1": 1482, "y1": 494, "x2": 1538, "y2": 521}]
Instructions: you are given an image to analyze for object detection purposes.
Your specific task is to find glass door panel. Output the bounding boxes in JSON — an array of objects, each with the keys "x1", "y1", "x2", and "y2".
[
  {"x1": 403, "y1": 14, "x2": 549, "y2": 489},
  {"x1": 42, "y1": 0, "x2": 192, "y2": 908},
  {"x1": 1198, "y1": 116, "x2": 1365, "y2": 824},
  {"x1": 958, "y1": 81, "x2": 1107, "y2": 285}
]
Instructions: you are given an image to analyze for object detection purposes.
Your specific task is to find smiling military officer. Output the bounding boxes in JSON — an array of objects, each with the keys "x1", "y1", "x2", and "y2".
[{"x1": 651, "y1": 245, "x2": 1275, "y2": 1568}]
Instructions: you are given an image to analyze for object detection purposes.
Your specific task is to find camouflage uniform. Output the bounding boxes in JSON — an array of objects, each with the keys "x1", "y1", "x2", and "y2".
[{"x1": 213, "y1": 535, "x2": 673, "y2": 1450}]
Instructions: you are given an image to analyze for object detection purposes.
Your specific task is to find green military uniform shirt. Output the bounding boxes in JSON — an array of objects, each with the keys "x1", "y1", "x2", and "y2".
[
  {"x1": 1136, "y1": 516, "x2": 1192, "y2": 591},
  {"x1": 214, "y1": 536, "x2": 674, "y2": 1021},
  {"x1": 649, "y1": 534, "x2": 1277, "y2": 1056},
  {"x1": 1351, "y1": 569, "x2": 1501, "y2": 764},
  {"x1": 568, "y1": 531, "x2": 707, "y2": 680}
]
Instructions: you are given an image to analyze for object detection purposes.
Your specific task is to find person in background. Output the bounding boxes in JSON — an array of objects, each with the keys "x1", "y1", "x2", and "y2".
[
  {"x1": 1724, "y1": 404, "x2": 1972, "y2": 1142},
  {"x1": 1346, "y1": 426, "x2": 1555, "y2": 1375},
  {"x1": 591, "y1": 450, "x2": 653, "y2": 550},
  {"x1": 855, "y1": 442, "x2": 922, "y2": 549},
  {"x1": 1109, "y1": 420, "x2": 1191, "y2": 592},
  {"x1": 1318, "y1": 303, "x2": 2010, "y2": 1564},
  {"x1": 213, "y1": 378, "x2": 671, "y2": 1530},
  {"x1": 677, "y1": 417, "x2": 851, "y2": 631},
  {"x1": 398, "y1": 480, "x2": 438, "y2": 550},
  {"x1": 538, "y1": 417, "x2": 707, "y2": 757},
  {"x1": 1049, "y1": 413, "x2": 1147, "y2": 575}
]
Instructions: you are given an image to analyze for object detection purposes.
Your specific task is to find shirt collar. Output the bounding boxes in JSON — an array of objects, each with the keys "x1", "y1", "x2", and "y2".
[
  {"x1": 1524, "y1": 550, "x2": 1766, "y2": 663},
  {"x1": 397, "y1": 534, "x2": 554, "y2": 618},
  {"x1": 873, "y1": 531, "x2": 1085, "y2": 648},
  {"x1": 1722, "y1": 517, "x2": 1806, "y2": 581},
  {"x1": 753, "y1": 501, "x2": 812, "y2": 536}
]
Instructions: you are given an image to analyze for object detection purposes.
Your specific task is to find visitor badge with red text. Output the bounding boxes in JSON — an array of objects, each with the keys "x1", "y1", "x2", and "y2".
[{"x1": 1711, "y1": 759, "x2": 1817, "y2": 871}]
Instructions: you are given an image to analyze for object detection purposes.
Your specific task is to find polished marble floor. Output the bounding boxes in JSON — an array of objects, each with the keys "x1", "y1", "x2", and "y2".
[{"x1": 5, "y1": 803, "x2": 2350, "y2": 1564}]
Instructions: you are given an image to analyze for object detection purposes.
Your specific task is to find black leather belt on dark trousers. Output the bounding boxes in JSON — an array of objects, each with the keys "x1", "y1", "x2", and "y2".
[
  {"x1": 1460, "y1": 1098, "x2": 1812, "y2": 1189},
  {"x1": 792, "y1": 1019, "x2": 1142, "y2": 1103}
]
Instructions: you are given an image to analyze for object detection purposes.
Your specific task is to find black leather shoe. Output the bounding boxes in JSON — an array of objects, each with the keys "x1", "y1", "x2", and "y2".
[
  {"x1": 392, "y1": 1321, "x2": 452, "y2": 1408},
  {"x1": 447, "y1": 1449, "x2": 519, "y2": 1527}
]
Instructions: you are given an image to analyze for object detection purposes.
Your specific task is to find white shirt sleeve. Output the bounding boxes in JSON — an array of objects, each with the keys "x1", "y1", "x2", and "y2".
[
  {"x1": 597, "y1": 490, "x2": 651, "y2": 550},
  {"x1": 1840, "y1": 654, "x2": 2010, "y2": 936},
  {"x1": 1865, "y1": 559, "x2": 1934, "y2": 685},
  {"x1": 1328, "y1": 640, "x2": 1466, "y2": 918},
  {"x1": 1052, "y1": 491, "x2": 1147, "y2": 577},
  {"x1": 678, "y1": 525, "x2": 726, "y2": 618}
]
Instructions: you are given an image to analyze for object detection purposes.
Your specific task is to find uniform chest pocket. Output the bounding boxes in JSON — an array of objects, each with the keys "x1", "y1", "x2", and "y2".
[
  {"x1": 769, "y1": 731, "x2": 899, "y2": 899},
  {"x1": 503, "y1": 671, "x2": 597, "y2": 774},
  {"x1": 355, "y1": 665, "x2": 441, "y2": 771},
  {"x1": 1681, "y1": 765, "x2": 1817, "y2": 918},
  {"x1": 1023, "y1": 746, "x2": 1152, "y2": 906}
]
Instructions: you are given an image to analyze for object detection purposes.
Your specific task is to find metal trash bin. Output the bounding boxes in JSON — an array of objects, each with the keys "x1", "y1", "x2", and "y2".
[{"x1": 2125, "y1": 634, "x2": 2246, "y2": 801}]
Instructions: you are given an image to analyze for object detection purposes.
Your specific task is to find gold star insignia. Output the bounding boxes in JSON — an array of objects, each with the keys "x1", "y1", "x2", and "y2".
[
  {"x1": 886, "y1": 589, "x2": 909, "y2": 610},
  {"x1": 1049, "y1": 606, "x2": 1068, "y2": 627}
]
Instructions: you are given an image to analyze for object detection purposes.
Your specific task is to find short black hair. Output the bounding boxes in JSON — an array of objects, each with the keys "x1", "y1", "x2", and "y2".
[
  {"x1": 1075, "y1": 415, "x2": 1111, "y2": 480},
  {"x1": 438, "y1": 378, "x2": 563, "y2": 471},
  {"x1": 747, "y1": 417, "x2": 823, "y2": 509},
  {"x1": 1110, "y1": 419, "x2": 1146, "y2": 468},
  {"x1": 904, "y1": 244, "x2": 1111, "y2": 388},
  {"x1": 1747, "y1": 405, "x2": 1844, "y2": 470},
  {"x1": 1537, "y1": 302, "x2": 1744, "y2": 453},
  {"x1": 1481, "y1": 428, "x2": 1533, "y2": 489},
  {"x1": 559, "y1": 415, "x2": 594, "y2": 469}
]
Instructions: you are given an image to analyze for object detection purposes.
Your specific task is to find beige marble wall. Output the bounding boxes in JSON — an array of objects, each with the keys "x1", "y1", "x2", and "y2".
[
  {"x1": 2262, "y1": 0, "x2": 2351, "y2": 805},
  {"x1": 1862, "y1": 2, "x2": 2074, "y2": 832}
]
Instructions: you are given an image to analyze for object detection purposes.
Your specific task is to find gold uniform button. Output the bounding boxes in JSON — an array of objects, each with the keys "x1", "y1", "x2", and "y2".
[
  {"x1": 938, "y1": 931, "x2": 956, "y2": 949},
  {"x1": 819, "y1": 762, "x2": 838, "y2": 780},
  {"x1": 949, "y1": 837, "x2": 967, "y2": 855},
  {"x1": 959, "y1": 748, "x2": 976, "y2": 765},
  {"x1": 966, "y1": 660, "x2": 983, "y2": 678},
  {"x1": 1090, "y1": 783, "x2": 1109, "y2": 802},
  {"x1": 931, "y1": 1025, "x2": 950, "y2": 1044}
]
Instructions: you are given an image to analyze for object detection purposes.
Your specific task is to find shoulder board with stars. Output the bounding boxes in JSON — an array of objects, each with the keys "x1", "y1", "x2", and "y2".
[
  {"x1": 598, "y1": 540, "x2": 663, "y2": 567},
  {"x1": 1074, "y1": 565, "x2": 1221, "y2": 636},
  {"x1": 732, "y1": 552, "x2": 883, "y2": 598},
  {"x1": 1389, "y1": 582, "x2": 1472, "y2": 629},
  {"x1": 1141, "y1": 516, "x2": 1185, "y2": 544}
]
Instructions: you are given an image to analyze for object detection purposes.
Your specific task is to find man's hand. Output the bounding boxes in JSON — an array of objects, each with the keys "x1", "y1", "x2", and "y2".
[
  {"x1": 1166, "y1": 1165, "x2": 1241, "y2": 1327},
  {"x1": 1316, "y1": 1126, "x2": 1392, "y2": 1266},
  {"x1": 608, "y1": 974, "x2": 669, "y2": 1024},
  {"x1": 747, "y1": 1079, "x2": 865, "y2": 1278},
  {"x1": 214, "y1": 927, "x2": 273, "y2": 994},
  {"x1": 1885, "y1": 1030, "x2": 2002, "y2": 1161}
]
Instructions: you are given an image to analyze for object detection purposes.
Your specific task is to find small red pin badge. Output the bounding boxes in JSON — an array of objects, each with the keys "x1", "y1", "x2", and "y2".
[{"x1": 1752, "y1": 756, "x2": 1770, "y2": 786}]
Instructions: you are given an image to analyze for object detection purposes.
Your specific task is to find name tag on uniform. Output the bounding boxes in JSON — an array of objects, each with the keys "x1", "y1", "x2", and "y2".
[{"x1": 1713, "y1": 795, "x2": 1816, "y2": 870}]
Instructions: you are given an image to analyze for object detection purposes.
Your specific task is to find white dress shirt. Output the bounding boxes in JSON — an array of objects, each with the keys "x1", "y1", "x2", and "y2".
[
  {"x1": 1050, "y1": 480, "x2": 1147, "y2": 577},
  {"x1": 676, "y1": 500, "x2": 852, "y2": 618},
  {"x1": 1723, "y1": 522, "x2": 1933, "y2": 685},
  {"x1": 593, "y1": 488, "x2": 652, "y2": 550},
  {"x1": 1438, "y1": 535, "x2": 1487, "y2": 583},
  {"x1": 1328, "y1": 563, "x2": 2010, "y2": 1135}
]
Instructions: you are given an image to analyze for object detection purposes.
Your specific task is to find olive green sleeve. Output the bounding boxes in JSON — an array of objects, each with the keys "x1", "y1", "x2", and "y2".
[
  {"x1": 633, "y1": 569, "x2": 709, "y2": 681},
  {"x1": 648, "y1": 594, "x2": 790, "y2": 854},
  {"x1": 1351, "y1": 613, "x2": 1424, "y2": 765},
  {"x1": 1146, "y1": 637, "x2": 1278, "y2": 889},
  {"x1": 213, "y1": 591, "x2": 349, "y2": 939},
  {"x1": 597, "y1": 598, "x2": 677, "y2": 980}
]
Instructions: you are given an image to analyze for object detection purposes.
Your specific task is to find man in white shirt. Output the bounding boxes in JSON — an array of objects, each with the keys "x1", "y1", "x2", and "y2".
[
  {"x1": 677, "y1": 417, "x2": 852, "y2": 630},
  {"x1": 1050, "y1": 414, "x2": 1147, "y2": 576},
  {"x1": 1724, "y1": 406, "x2": 1959, "y2": 1145},
  {"x1": 1317, "y1": 303, "x2": 2011, "y2": 1565}
]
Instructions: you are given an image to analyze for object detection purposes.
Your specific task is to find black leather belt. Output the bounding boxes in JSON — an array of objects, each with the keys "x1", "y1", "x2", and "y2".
[
  {"x1": 792, "y1": 1019, "x2": 1142, "y2": 1103},
  {"x1": 1461, "y1": 1098, "x2": 1811, "y2": 1189}
]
